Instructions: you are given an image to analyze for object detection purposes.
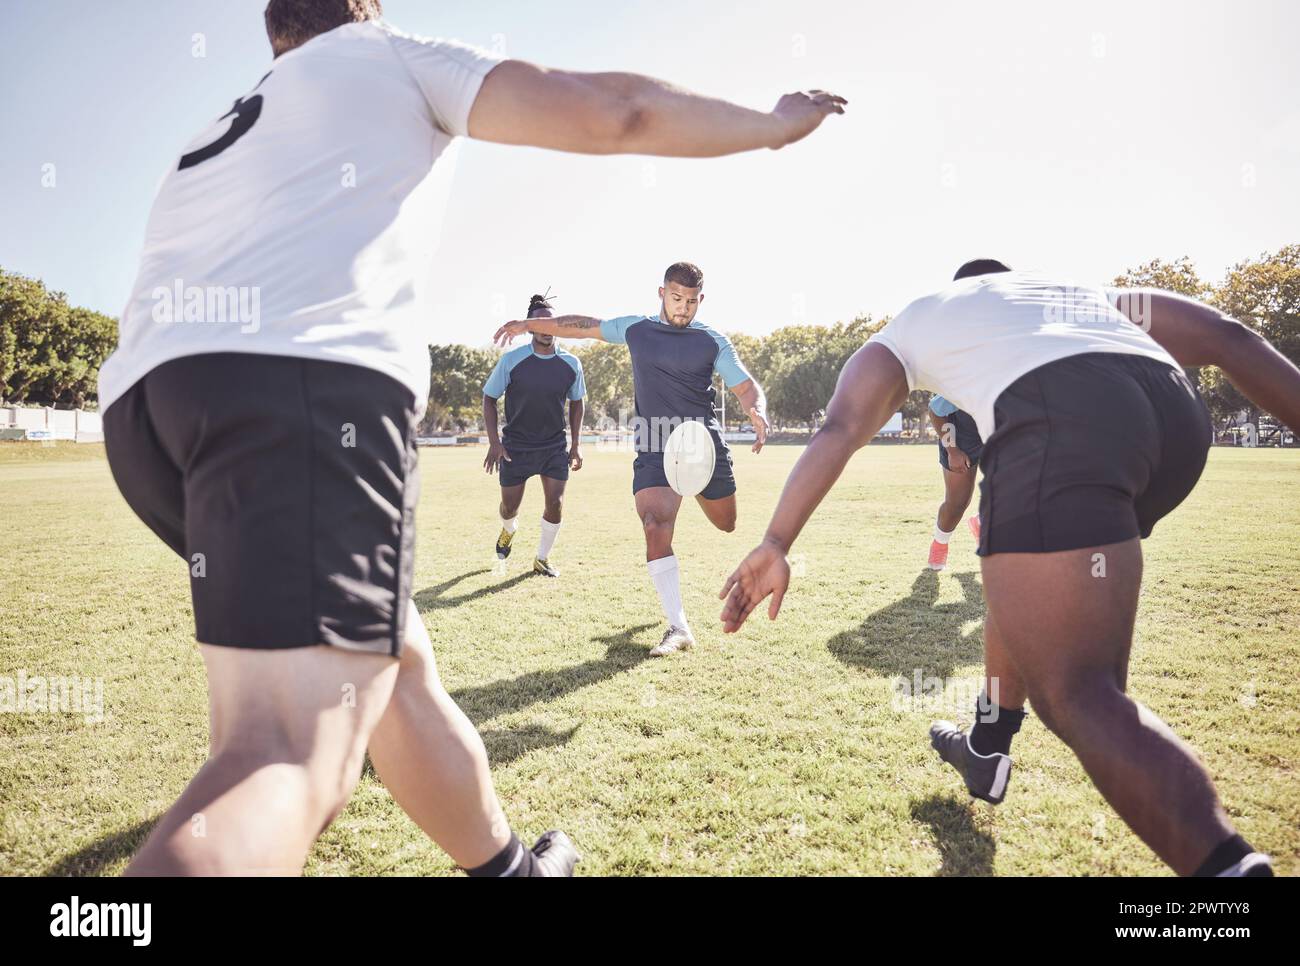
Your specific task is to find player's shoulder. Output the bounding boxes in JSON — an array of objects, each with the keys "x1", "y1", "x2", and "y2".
[
  {"x1": 501, "y1": 343, "x2": 533, "y2": 364},
  {"x1": 555, "y1": 346, "x2": 583, "y2": 366},
  {"x1": 687, "y1": 319, "x2": 730, "y2": 344}
]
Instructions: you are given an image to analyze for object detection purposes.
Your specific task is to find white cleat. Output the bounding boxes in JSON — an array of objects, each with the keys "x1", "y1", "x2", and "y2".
[{"x1": 649, "y1": 626, "x2": 694, "y2": 657}]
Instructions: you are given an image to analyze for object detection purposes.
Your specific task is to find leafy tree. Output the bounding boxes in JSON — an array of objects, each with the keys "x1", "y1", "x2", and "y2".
[
  {"x1": 424, "y1": 343, "x2": 497, "y2": 433},
  {"x1": 1205, "y1": 245, "x2": 1300, "y2": 432}
]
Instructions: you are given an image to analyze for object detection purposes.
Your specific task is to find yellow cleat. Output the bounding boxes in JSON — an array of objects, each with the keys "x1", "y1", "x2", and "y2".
[{"x1": 533, "y1": 557, "x2": 559, "y2": 577}]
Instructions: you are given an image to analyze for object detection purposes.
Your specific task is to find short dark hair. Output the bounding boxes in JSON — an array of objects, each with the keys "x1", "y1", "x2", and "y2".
[
  {"x1": 953, "y1": 259, "x2": 1012, "y2": 281},
  {"x1": 664, "y1": 262, "x2": 704, "y2": 289},
  {"x1": 526, "y1": 293, "x2": 555, "y2": 318},
  {"x1": 264, "y1": 0, "x2": 382, "y2": 57}
]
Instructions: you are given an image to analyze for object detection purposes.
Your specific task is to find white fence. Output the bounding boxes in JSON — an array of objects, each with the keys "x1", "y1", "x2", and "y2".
[{"x1": 0, "y1": 406, "x2": 103, "y2": 442}]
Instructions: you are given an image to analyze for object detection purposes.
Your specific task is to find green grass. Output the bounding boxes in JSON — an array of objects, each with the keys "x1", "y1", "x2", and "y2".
[{"x1": 1, "y1": 441, "x2": 1297, "y2": 876}]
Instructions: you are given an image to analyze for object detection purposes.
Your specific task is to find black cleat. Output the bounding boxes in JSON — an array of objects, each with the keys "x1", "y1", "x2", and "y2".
[
  {"x1": 1217, "y1": 853, "x2": 1274, "y2": 877},
  {"x1": 929, "y1": 720, "x2": 1012, "y2": 805},
  {"x1": 530, "y1": 830, "x2": 580, "y2": 876}
]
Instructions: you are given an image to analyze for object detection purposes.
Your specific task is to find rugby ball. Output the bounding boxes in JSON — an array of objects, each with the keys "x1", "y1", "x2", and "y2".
[{"x1": 663, "y1": 420, "x2": 716, "y2": 497}]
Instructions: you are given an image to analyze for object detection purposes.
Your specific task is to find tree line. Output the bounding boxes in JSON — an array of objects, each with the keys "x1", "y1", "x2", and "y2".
[{"x1": 4, "y1": 248, "x2": 1297, "y2": 435}]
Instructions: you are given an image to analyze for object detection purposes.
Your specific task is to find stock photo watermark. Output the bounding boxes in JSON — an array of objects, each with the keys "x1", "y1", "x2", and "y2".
[
  {"x1": 0, "y1": 669, "x2": 105, "y2": 724},
  {"x1": 893, "y1": 671, "x2": 1002, "y2": 719},
  {"x1": 151, "y1": 278, "x2": 261, "y2": 333}
]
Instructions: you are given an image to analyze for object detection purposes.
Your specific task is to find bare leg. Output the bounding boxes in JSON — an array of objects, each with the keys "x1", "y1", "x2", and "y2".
[
  {"x1": 366, "y1": 600, "x2": 512, "y2": 868},
  {"x1": 696, "y1": 492, "x2": 737, "y2": 532},
  {"x1": 539, "y1": 475, "x2": 566, "y2": 525},
  {"x1": 636, "y1": 486, "x2": 682, "y2": 562},
  {"x1": 499, "y1": 482, "x2": 525, "y2": 521},
  {"x1": 937, "y1": 465, "x2": 976, "y2": 533},
  {"x1": 126, "y1": 644, "x2": 398, "y2": 875},
  {"x1": 983, "y1": 608, "x2": 1027, "y2": 710},
  {"x1": 982, "y1": 539, "x2": 1238, "y2": 874}
]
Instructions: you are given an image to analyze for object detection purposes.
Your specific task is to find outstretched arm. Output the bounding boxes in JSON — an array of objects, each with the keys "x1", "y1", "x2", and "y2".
[
  {"x1": 469, "y1": 62, "x2": 846, "y2": 156},
  {"x1": 494, "y1": 315, "x2": 605, "y2": 347},
  {"x1": 1113, "y1": 288, "x2": 1300, "y2": 431},
  {"x1": 719, "y1": 344, "x2": 909, "y2": 632}
]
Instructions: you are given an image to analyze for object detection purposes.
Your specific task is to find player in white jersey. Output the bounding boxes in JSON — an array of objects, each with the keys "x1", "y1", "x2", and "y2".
[
  {"x1": 98, "y1": 0, "x2": 846, "y2": 876},
  {"x1": 720, "y1": 266, "x2": 1299, "y2": 876}
]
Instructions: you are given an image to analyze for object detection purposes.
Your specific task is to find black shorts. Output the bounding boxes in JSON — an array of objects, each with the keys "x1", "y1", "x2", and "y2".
[
  {"x1": 103, "y1": 352, "x2": 421, "y2": 655},
  {"x1": 977, "y1": 352, "x2": 1210, "y2": 556},
  {"x1": 632, "y1": 430, "x2": 736, "y2": 500},
  {"x1": 936, "y1": 408, "x2": 984, "y2": 469},
  {"x1": 498, "y1": 441, "x2": 569, "y2": 487}
]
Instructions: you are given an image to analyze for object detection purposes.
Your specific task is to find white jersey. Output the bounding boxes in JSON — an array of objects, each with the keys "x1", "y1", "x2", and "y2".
[
  {"x1": 97, "y1": 20, "x2": 504, "y2": 413},
  {"x1": 868, "y1": 270, "x2": 1179, "y2": 441}
]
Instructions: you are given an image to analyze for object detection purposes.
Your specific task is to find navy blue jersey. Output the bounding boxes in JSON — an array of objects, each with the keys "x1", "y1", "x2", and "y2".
[
  {"x1": 483, "y1": 345, "x2": 585, "y2": 452},
  {"x1": 600, "y1": 314, "x2": 751, "y2": 452}
]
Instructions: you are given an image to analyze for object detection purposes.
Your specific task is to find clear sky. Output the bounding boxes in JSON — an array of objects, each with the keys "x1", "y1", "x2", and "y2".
[{"x1": 2, "y1": 0, "x2": 1297, "y2": 346}]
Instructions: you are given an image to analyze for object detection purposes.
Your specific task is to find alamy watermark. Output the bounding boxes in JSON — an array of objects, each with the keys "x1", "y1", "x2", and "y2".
[
  {"x1": 893, "y1": 670, "x2": 1001, "y2": 720},
  {"x1": 151, "y1": 278, "x2": 261, "y2": 333},
  {"x1": 0, "y1": 669, "x2": 104, "y2": 724},
  {"x1": 590, "y1": 411, "x2": 719, "y2": 454},
  {"x1": 1038, "y1": 285, "x2": 1153, "y2": 331}
]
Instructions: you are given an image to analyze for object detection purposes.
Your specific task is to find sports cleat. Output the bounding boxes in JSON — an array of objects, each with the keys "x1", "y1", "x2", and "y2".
[
  {"x1": 649, "y1": 626, "x2": 694, "y2": 657},
  {"x1": 929, "y1": 720, "x2": 1012, "y2": 805},
  {"x1": 927, "y1": 539, "x2": 949, "y2": 571},
  {"x1": 968, "y1": 515, "x2": 981, "y2": 542},
  {"x1": 495, "y1": 527, "x2": 514, "y2": 559},
  {"x1": 533, "y1": 557, "x2": 559, "y2": 577},
  {"x1": 530, "y1": 830, "x2": 580, "y2": 876},
  {"x1": 1216, "y1": 852, "x2": 1274, "y2": 877}
]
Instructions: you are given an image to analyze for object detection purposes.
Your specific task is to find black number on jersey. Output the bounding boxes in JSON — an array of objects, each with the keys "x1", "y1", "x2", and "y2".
[{"x1": 178, "y1": 72, "x2": 272, "y2": 171}]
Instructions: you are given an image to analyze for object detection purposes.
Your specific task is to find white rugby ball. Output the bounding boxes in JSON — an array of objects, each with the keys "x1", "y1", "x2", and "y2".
[{"x1": 663, "y1": 420, "x2": 716, "y2": 497}]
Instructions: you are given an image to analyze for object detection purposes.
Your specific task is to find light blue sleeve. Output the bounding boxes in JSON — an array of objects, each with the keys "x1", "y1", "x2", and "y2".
[
  {"x1": 599, "y1": 315, "x2": 640, "y2": 344},
  {"x1": 929, "y1": 395, "x2": 957, "y2": 417},
  {"x1": 483, "y1": 352, "x2": 511, "y2": 398},
  {"x1": 562, "y1": 354, "x2": 586, "y2": 400},
  {"x1": 709, "y1": 330, "x2": 753, "y2": 388}
]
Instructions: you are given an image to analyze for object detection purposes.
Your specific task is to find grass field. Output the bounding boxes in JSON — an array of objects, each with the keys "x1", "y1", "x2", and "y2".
[{"x1": 1, "y1": 440, "x2": 1297, "y2": 876}]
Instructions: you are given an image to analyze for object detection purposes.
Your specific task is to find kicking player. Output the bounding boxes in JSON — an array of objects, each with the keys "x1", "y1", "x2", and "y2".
[
  {"x1": 483, "y1": 293, "x2": 585, "y2": 576},
  {"x1": 97, "y1": 0, "x2": 845, "y2": 875},
  {"x1": 719, "y1": 261, "x2": 1298, "y2": 876},
  {"x1": 926, "y1": 393, "x2": 983, "y2": 570},
  {"x1": 494, "y1": 262, "x2": 769, "y2": 656}
]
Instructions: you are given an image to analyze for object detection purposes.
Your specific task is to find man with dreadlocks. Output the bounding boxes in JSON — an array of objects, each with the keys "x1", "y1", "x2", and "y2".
[{"x1": 482, "y1": 293, "x2": 586, "y2": 576}]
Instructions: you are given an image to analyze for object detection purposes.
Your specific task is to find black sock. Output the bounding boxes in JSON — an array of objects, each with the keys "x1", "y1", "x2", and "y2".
[
  {"x1": 969, "y1": 697, "x2": 1025, "y2": 757},
  {"x1": 1192, "y1": 834, "x2": 1253, "y2": 877},
  {"x1": 465, "y1": 833, "x2": 538, "y2": 877}
]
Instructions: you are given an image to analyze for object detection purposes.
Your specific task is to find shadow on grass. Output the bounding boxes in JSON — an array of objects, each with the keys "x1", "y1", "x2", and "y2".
[
  {"x1": 453, "y1": 622, "x2": 656, "y2": 765},
  {"x1": 44, "y1": 817, "x2": 156, "y2": 876},
  {"x1": 53, "y1": 621, "x2": 657, "y2": 872},
  {"x1": 910, "y1": 794, "x2": 997, "y2": 876},
  {"x1": 827, "y1": 568, "x2": 985, "y2": 678},
  {"x1": 451, "y1": 622, "x2": 656, "y2": 727},
  {"x1": 414, "y1": 568, "x2": 534, "y2": 611}
]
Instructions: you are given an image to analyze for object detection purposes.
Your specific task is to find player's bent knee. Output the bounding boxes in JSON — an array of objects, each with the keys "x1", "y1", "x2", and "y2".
[{"x1": 1029, "y1": 671, "x2": 1121, "y2": 741}]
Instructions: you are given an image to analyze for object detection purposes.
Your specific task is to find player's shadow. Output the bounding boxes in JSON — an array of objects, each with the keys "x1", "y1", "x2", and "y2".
[
  {"x1": 910, "y1": 794, "x2": 997, "y2": 876},
  {"x1": 414, "y1": 568, "x2": 532, "y2": 611},
  {"x1": 450, "y1": 622, "x2": 657, "y2": 765},
  {"x1": 44, "y1": 817, "x2": 156, "y2": 876},
  {"x1": 827, "y1": 568, "x2": 985, "y2": 678}
]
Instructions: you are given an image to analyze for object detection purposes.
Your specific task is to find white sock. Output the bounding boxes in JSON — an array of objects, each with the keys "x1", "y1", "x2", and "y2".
[
  {"x1": 538, "y1": 518, "x2": 561, "y2": 560},
  {"x1": 646, "y1": 555, "x2": 690, "y2": 634},
  {"x1": 934, "y1": 509, "x2": 955, "y2": 544},
  {"x1": 501, "y1": 515, "x2": 518, "y2": 534}
]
